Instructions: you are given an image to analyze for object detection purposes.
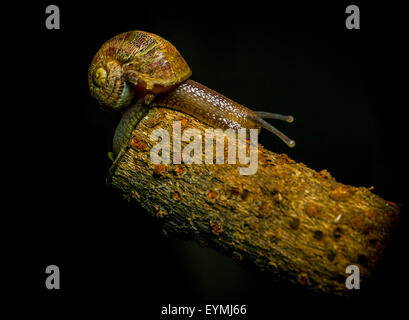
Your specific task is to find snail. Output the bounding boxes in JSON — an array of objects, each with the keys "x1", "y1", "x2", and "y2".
[{"x1": 88, "y1": 31, "x2": 295, "y2": 157}]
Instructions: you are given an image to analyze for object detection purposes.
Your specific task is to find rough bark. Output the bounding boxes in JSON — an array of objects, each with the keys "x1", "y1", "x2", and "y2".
[{"x1": 108, "y1": 107, "x2": 400, "y2": 296}]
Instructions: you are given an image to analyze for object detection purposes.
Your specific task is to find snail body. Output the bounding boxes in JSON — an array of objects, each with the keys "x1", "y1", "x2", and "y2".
[{"x1": 89, "y1": 31, "x2": 295, "y2": 156}]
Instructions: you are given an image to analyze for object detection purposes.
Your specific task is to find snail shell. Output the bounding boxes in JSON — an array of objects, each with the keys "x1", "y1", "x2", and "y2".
[{"x1": 88, "y1": 31, "x2": 192, "y2": 110}]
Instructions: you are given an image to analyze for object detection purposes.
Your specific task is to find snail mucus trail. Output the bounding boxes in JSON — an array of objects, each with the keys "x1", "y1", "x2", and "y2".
[{"x1": 88, "y1": 31, "x2": 295, "y2": 158}]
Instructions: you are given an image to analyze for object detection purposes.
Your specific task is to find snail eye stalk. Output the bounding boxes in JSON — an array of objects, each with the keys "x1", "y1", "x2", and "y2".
[
  {"x1": 253, "y1": 112, "x2": 296, "y2": 148},
  {"x1": 255, "y1": 111, "x2": 294, "y2": 123}
]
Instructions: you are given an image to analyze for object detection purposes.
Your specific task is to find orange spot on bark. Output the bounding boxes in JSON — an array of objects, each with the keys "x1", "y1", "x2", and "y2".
[
  {"x1": 207, "y1": 190, "x2": 217, "y2": 201},
  {"x1": 210, "y1": 221, "x2": 222, "y2": 235},
  {"x1": 277, "y1": 153, "x2": 295, "y2": 164},
  {"x1": 179, "y1": 118, "x2": 189, "y2": 127},
  {"x1": 172, "y1": 191, "x2": 181, "y2": 201},
  {"x1": 317, "y1": 169, "x2": 332, "y2": 180},
  {"x1": 156, "y1": 208, "x2": 168, "y2": 218},
  {"x1": 130, "y1": 138, "x2": 148, "y2": 151},
  {"x1": 174, "y1": 164, "x2": 186, "y2": 176},
  {"x1": 329, "y1": 185, "x2": 355, "y2": 200},
  {"x1": 153, "y1": 164, "x2": 167, "y2": 176},
  {"x1": 306, "y1": 203, "x2": 320, "y2": 217}
]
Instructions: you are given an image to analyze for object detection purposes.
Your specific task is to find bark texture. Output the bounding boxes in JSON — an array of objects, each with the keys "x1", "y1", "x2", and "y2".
[{"x1": 108, "y1": 107, "x2": 399, "y2": 296}]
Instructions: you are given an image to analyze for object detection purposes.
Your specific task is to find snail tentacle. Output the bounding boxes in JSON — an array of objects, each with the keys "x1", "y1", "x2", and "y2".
[
  {"x1": 253, "y1": 117, "x2": 296, "y2": 148},
  {"x1": 255, "y1": 111, "x2": 294, "y2": 123}
]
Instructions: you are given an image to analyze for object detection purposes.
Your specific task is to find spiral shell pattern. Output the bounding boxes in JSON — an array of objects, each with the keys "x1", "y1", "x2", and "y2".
[{"x1": 88, "y1": 31, "x2": 192, "y2": 110}]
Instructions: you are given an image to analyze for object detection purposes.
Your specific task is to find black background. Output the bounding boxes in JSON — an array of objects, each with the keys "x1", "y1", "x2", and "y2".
[{"x1": 8, "y1": 1, "x2": 407, "y2": 318}]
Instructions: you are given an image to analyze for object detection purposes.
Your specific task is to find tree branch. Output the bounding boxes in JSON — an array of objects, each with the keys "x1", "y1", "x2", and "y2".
[{"x1": 108, "y1": 107, "x2": 399, "y2": 296}]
